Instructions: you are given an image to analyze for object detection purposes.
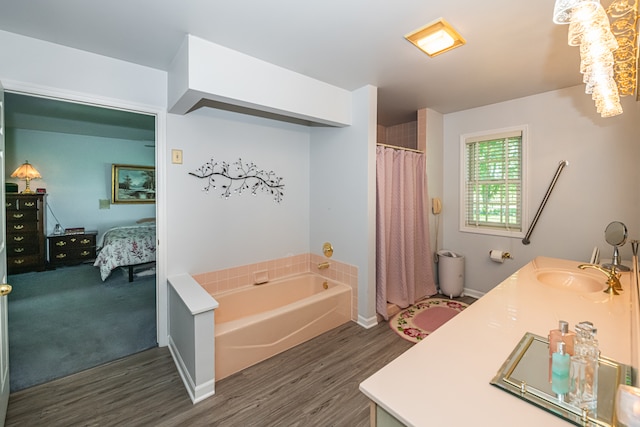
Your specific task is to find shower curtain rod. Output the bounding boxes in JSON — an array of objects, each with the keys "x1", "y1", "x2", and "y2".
[{"x1": 376, "y1": 143, "x2": 424, "y2": 154}]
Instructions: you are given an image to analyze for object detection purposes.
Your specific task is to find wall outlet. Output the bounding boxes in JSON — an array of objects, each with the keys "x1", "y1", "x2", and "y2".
[
  {"x1": 99, "y1": 199, "x2": 110, "y2": 209},
  {"x1": 172, "y1": 149, "x2": 183, "y2": 164}
]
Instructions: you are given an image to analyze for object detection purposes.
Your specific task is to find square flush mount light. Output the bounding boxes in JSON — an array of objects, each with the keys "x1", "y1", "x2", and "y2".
[{"x1": 405, "y1": 18, "x2": 466, "y2": 57}]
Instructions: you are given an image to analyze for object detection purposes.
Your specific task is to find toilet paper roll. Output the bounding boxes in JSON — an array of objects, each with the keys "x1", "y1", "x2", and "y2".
[
  {"x1": 490, "y1": 250, "x2": 504, "y2": 263},
  {"x1": 616, "y1": 385, "x2": 640, "y2": 427}
]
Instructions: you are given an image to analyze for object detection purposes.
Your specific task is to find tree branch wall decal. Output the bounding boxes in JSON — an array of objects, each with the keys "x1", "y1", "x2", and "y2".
[{"x1": 189, "y1": 158, "x2": 285, "y2": 203}]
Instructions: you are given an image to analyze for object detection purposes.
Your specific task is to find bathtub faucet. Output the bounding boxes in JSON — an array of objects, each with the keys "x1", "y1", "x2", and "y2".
[{"x1": 318, "y1": 261, "x2": 330, "y2": 270}]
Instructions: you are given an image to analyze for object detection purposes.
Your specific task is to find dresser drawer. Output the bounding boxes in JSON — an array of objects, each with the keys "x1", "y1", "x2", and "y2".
[
  {"x1": 8, "y1": 254, "x2": 42, "y2": 271},
  {"x1": 50, "y1": 247, "x2": 96, "y2": 264},
  {"x1": 8, "y1": 241, "x2": 39, "y2": 256},
  {"x1": 8, "y1": 234, "x2": 39, "y2": 246},
  {"x1": 6, "y1": 197, "x2": 40, "y2": 211},
  {"x1": 7, "y1": 211, "x2": 39, "y2": 222},
  {"x1": 7, "y1": 221, "x2": 39, "y2": 233},
  {"x1": 50, "y1": 234, "x2": 96, "y2": 248}
]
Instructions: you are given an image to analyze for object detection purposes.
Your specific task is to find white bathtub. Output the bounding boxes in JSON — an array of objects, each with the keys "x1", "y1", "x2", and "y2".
[{"x1": 211, "y1": 273, "x2": 352, "y2": 380}]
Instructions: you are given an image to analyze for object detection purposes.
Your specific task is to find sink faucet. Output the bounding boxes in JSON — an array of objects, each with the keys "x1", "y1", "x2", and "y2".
[{"x1": 577, "y1": 264, "x2": 622, "y2": 295}]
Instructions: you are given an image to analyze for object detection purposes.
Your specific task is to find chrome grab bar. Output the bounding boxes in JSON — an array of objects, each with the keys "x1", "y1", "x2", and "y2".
[{"x1": 522, "y1": 160, "x2": 568, "y2": 245}]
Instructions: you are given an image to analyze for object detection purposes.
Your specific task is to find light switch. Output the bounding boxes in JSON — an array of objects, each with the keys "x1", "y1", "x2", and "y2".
[
  {"x1": 99, "y1": 199, "x2": 110, "y2": 209},
  {"x1": 172, "y1": 149, "x2": 183, "y2": 164}
]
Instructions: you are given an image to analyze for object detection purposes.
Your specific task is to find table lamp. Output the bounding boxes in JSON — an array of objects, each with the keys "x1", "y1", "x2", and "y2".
[{"x1": 11, "y1": 161, "x2": 41, "y2": 194}]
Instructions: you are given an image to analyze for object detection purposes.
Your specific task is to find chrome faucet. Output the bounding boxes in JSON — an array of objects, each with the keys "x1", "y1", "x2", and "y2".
[{"x1": 577, "y1": 263, "x2": 622, "y2": 295}]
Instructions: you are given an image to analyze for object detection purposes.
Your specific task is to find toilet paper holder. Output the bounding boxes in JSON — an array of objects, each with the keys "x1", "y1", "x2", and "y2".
[{"x1": 489, "y1": 250, "x2": 512, "y2": 260}]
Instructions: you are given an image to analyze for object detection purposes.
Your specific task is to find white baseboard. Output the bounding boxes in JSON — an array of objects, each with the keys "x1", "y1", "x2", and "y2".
[
  {"x1": 357, "y1": 314, "x2": 378, "y2": 329},
  {"x1": 168, "y1": 335, "x2": 215, "y2": 404},
  {"x1": 462, "y1": 287, "x2": 485, "y2": 299}
]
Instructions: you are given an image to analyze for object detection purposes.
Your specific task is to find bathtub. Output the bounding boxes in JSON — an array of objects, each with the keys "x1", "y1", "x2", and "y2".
[{"x1": 211, "y1": 273, "x2": 352, "y2": 381}]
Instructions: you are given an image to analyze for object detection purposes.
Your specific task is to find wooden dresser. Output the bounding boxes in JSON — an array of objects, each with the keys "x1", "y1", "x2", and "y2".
[
  {"x1": 48, "y1": 231, "x2": 97, "y2": 267},
  {"x1": 6, "y1": 193, "x2": 47, "y2": 274}
]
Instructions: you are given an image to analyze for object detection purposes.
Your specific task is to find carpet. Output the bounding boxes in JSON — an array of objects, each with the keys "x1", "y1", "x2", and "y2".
[
  {"x1": 389, "y1": 298, "x2": 468, "y2": 343},
  {"x1": 8, "y1": 263, "x2": 157, "y2": 391}
]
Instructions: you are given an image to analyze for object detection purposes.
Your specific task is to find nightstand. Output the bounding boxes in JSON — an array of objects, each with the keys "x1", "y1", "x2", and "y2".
[{"x1": 48, "y1": 231, "x2": 98, "y2": 267}]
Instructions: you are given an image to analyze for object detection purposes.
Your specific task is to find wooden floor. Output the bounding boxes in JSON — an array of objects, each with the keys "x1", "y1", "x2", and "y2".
[{"x1": 6, "y1": 294, "x2": 474, "y2": 426}]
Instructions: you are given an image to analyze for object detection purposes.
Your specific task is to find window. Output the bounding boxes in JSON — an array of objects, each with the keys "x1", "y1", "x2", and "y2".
[{"x1": 460, "y1": 126, "x2": 527, "y2": 237}]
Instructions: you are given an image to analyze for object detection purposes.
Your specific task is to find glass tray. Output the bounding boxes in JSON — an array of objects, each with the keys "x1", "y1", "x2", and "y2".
[{"x1": 490, "y1": 332, "x2": 633, "y2": 426}]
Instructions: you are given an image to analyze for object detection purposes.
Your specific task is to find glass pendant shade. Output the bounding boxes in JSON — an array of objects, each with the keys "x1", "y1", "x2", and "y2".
[
  {"x1": 569, "y1": 6, "x2": 617, "y2": 46},
  {"x1": 554, "y1": 0, "x2": 626, "y2": 118},
  {"x1": 553, "y1": 0, "x2": 601, "y2": 24}
]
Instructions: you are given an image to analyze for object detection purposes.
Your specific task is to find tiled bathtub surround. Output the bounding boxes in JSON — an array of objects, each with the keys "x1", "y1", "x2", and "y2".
[
  {"x1": 193, "y1": 253, "x2": 358, "y2": 321},
  {"x1": 377, "y1": 121, "x2": 418, "y2": 150}
]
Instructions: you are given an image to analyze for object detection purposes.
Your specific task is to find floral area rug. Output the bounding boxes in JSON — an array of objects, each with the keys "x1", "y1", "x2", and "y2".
[{"x1": 389, "y1": 298, "x2": 468, "y2": 343}]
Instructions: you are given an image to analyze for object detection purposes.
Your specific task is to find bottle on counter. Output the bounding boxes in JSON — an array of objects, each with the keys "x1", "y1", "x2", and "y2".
[
  {"x1": 551, "y1": 341, "x2": 571, "y2": 395},
  {"x1": 569, "y1": 321, "x2": 599, "y2": 414},
  {"x1": 549, "y1": 320, "x2": 575, "y2": 381}
]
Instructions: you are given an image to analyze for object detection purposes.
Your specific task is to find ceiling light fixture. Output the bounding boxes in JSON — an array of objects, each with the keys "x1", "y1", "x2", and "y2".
[
  {"x1": 553, "y1": 0, "x2": 639, "y2": 117},
  {"x1": 405, "y1": 18, "x2": 466, "y2": 57},
  {"x1": 606, "y1": 0, "x2": 638, "y2": 98}
]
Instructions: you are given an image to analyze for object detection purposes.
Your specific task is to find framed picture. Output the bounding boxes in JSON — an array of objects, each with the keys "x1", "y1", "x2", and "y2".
[{"x1": 111, "y1": 164, "x2": 156, "y2": 204}]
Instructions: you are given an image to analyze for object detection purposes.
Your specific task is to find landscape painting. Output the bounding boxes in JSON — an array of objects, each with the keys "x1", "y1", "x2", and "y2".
[{"x1": 111, "y1": 164, "x2": 156, "y2": 204}]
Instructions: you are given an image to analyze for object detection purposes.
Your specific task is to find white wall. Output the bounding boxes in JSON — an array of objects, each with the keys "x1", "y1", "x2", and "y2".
[
  {"x1": 169, "y1": 35, "x2": 352, "y2": 126},
  {"x1": 165, "y1": 107, "x2": 311, "y2": 276},
  {"x1": 6, "y1": 128, "x2": 155, "y2": 236},
  {"x1": 442, "y1": 85, "x2": 640, "y2": 293},
  {"x1": 0, "y1": 30, "x2": 166, "y2": 108},
  {"x1": 309, "y1": 85, "x2": 377, "y2": 325},
  {"x1": 425, "y1": 109, "x2": 444, "y2": 270}
]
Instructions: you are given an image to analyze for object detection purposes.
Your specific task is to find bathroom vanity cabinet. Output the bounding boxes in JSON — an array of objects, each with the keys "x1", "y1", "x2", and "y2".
[
  {"x1": 5, "y1": 193, "x2": 47, "y2": 274},
  {"x1": 360, "y1": 256, "x2": 636, "y2": 427}
]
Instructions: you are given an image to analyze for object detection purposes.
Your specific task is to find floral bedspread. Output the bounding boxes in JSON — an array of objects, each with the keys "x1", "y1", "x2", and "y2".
[{"x1": 93, "y1": 224, "x2": 156, "y2": 281}]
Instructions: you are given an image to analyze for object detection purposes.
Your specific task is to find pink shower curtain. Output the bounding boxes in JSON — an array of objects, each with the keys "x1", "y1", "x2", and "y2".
[{"x1": 376, "y1": 146, "x2": 437, "y2": 320}]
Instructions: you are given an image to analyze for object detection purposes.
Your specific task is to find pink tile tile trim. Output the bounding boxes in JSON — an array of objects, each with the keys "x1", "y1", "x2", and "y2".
[
  {"x1": 384, "y1": 121, "x2": 417, "y2": 150},
  {"x1": 191, "y1": 253, "x2": 358, "y2": 321}
]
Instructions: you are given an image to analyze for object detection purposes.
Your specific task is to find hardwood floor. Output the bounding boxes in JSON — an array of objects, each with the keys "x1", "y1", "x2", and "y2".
[
  {"x1": 6, "y1": 321, "x2": 412, "y2": 426},
  {"x1": 6, "y1": 294, "x2": 474, "y2": 426}
]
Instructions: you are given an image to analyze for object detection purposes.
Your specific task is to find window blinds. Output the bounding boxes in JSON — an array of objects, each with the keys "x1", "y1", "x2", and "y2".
[{"x1": 465, "y1": 131, "x2": 522, "y2": 232}]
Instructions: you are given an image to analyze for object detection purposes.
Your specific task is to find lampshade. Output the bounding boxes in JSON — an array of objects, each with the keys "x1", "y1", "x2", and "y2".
[{"x1": 10, "y1": 161, "x2": 41, "y2": 194}]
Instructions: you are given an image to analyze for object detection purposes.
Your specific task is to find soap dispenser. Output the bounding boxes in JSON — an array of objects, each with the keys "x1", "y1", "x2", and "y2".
[{"x1": 552, "y1": 341, "x2": 570, "y2": 395}]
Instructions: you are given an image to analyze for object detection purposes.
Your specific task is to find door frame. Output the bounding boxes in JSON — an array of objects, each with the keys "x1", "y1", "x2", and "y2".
[
  {"x1": 0, "y1": 80, "x2": 10, "y2": 425},
  {"x1": 2, "y1": 80, "x2": 168, "y2": 346}
]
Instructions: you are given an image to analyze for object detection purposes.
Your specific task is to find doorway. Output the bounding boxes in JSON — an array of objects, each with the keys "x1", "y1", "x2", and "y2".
[{"x1": 4, "y1": 92, "x2": 158, "y2": 391}]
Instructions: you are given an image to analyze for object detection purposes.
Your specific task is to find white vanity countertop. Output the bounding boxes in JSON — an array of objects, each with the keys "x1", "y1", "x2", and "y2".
[{"x1": 359, "y1": 256, "x2": 633, "y2": 427}]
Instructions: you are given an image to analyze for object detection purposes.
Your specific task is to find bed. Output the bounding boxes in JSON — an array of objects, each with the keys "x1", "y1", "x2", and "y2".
[{"x1": 93, "y1": 223, "x2": 156, "y2": 281}]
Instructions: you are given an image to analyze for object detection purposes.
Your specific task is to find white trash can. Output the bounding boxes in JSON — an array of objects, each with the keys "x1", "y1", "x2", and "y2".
[{"x1": 437, "y1": 250, "x2": 465, "y2": 298}]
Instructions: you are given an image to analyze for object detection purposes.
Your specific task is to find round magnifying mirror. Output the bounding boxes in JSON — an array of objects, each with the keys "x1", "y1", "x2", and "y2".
[
  {"x1": 605, "y1": 221, "x2": 627, "y2": 247},
  {"x1": 603, "y1": 221, "x2": 629, "y2": 271}
]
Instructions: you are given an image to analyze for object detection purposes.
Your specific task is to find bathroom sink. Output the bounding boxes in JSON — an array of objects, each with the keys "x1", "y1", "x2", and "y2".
[{"x1": 535, "y1": 270, "x2": 606, "y2": 293}]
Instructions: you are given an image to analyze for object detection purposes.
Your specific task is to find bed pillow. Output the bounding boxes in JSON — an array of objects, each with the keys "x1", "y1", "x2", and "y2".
[{"x1": 136, "y1": 217, "x2": 156, "y2": 224}]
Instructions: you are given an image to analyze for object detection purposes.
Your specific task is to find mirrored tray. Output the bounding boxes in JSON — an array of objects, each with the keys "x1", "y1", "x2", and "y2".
[{"x1": 490, "y1": 332, "x2": 632, "y2": 427}]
